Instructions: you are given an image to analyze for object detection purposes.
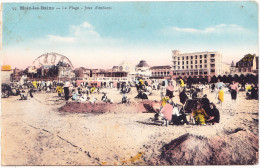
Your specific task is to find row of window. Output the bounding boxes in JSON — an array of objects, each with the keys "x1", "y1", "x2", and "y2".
[
  {"x1": 239, "y1": 62, "x2": 252, "y2": 67},
  {"x1": 173, "y1": 64, "x2": 210, "y2": 70},
  {"x1": 173, "y1": 60, "x2": 208, "y2": 65},
  {"x1": 151, "y1": 71, "x2": 170, "y2": 76},
  {"x1": 173, "y1": 54, "x2": 215, "y2": 60},
  {"x1": 238, "y1": 68, "x2": 251, "y2": 72},
  {"x1": 174, "y1": 69, "x2": 215, "y2": 76}
]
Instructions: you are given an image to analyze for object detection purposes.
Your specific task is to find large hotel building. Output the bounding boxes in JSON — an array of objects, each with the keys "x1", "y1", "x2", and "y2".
[{"x1": 172, "y1": 50, "x2": 222, "y2": 78}]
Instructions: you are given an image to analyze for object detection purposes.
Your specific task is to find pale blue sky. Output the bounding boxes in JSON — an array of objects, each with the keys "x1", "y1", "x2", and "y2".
[{"x1": 2, "y1": 1, "x2": 259, "y2": 69}]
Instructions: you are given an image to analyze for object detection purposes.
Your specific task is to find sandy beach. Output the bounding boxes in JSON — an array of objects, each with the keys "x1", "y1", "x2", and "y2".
[{"x1": 1, "y1": 87, "x2": 258, "y2": 165}]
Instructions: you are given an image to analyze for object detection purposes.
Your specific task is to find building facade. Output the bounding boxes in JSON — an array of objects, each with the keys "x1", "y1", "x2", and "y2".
[
  {"x1": 221, "y1": 62, "x2": 231, "y2": 75},
  {"x1": 135, "y1": 60, "x2": 151, "y2": 78},
  {"x1": 172, "y1": 50, "x2": 222, "y2": 78},
  {"x1": 233, "y1": 54, "x2": 259, "y2": 75},
  {"x1": 150, "y1": 65, "x2": 172, "y2": 79}
]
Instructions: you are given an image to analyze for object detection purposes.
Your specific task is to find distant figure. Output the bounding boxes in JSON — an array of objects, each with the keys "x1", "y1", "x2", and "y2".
[
  {"x1": 78, "y1": 92, "x2": 88, "y2": 102},
  {"x1": 64, "y1": 81, "x2": 71, "y2": 101},
  {"x1": 230, "y1": 81, "x2": 238, "y2": 102},
  {"x1": 135, "y1": 90, "x2": 148, "y2": 100},
  {"x1": 179, "y1": 89, "x2": 188, "y2": 105},
  {"x1": 216, "y1": 86, "x2": 224, "y2": 105},
  {"x1": 216, "y1": 79, "x2": 223, "y2": 90},
  {"x1": 101, "y1": 93, "x2": 108, "y2": 102},
  {"x1": 166, "y1": 83, "x2": 174, "y2": 99},
  {"x1": 122, "y1": 93, "x2": 127, "y2": 104},
  {"x1": 191, "y1": 89, "x2": 198, "y2": 99},
  {"x1": 201, "y1": 94, "x2": 210, "y2": 114},
  {"x1": 211, "y1": 83, "x2": 215, "y2": 92}
]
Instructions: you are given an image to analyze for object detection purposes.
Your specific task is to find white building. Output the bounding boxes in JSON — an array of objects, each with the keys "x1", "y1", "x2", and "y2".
[
  {"x1": 172, "y1": 50, "x2": 222, "y2": 77},
  {"x1": 135, "y1": 60, "x2": 151, "y2": 78},
  {"x1": 221, "y1": 62, "x2": 231, "y2": 75}
]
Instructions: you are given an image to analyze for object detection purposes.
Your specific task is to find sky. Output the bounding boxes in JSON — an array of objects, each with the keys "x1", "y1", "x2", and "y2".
[{"x1": 2, "y1": 1, "x2": 259, "y2": 69}]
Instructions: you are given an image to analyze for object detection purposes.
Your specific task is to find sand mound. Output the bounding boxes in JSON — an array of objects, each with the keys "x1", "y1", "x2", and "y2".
[
  {"x1": 149, "y1": 130, "x2": 258, "y2": 165},
  {"x1": 58, "y1": 101, "x2": 160, "y2": 114}
]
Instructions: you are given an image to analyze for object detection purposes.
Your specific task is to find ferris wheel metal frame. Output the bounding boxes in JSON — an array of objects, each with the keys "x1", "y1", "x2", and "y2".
[{"x1": 32, "y1": 52, "x2": 74, "y2": 69}]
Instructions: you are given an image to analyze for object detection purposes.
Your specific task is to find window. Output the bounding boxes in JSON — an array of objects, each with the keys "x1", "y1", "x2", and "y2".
[
  {"x1": 182, "y1": 66, "x2": 184, "y2": 69},
  {"x1": 182, "y1": 61, "x2": 184, "y2": 64},
  {"x1": 211, "y1": 59, "x2": 215, "y2": 62},
  {"x1": 178, "y1": 57, "x2": 180, "y2": 60},
  {"x1": 191, "y1": 65, "x2": 193, "y2": 69},
  {"x1": 239, "y1": 68, "x2": 241, "y2": 72},
  {"x1": 178, "y1": 62, "x2": 180, "y2": 65},
  {"x1": 204, "y1": 60, "x2": 207, "y2": 63},
  {"x1": 195, "y1": 55, "x2": 197, "y2": 59},
  {"x1": 195, "y1": 65, "x2": 197, "y2": 69},
  {"x1": 200, "y1": 60, "x2": 202, "y2": 63},
  {"x1": 210, "y1": 54, "x2": 215, "y2": 57},
  {"x1": 190, "y1": 72, "x2": 193, "y2": 75},
  {"x1": 243, "y1": 68, "x2": 247, "y2": 72},
  {"x1": 204, "y1": 71, "x2": 207, "y2": 74},
  {"x1": 191, "y1": 56, "x2": 193, "y2": 59},
  {"x1": 200, "y1": 55, "x2": 202, "y2": 59},
  {"x1": 211, "y1": 64, "x2": 215, "y2": 68},
  {"x1": 211, "y1": 69, "x2": 215, "y2": 72},
  {"x1": 200, "y1": 65, "x2": 202, "y2": 68},
  {"x1": 195, "y1": 60, "x2": 197, "y2": 64},
  {"x1": 186, "y1": 61, "x2": 188, "y2": 64},
  {"x1": 186, "y1": 56, "x2": 188, "y2": 59},
  {"x1": 248, "y1": 68, "x2": 251, "y2": 72},
  {"x1": 199, "y1": 71, "x2": 202, "y2": 74},
  {"x1": 191, "y1": 61, "x2": 193, "y2": 64},
  {"x1": 186, "y1": 66, "x2": 188, "y2": 69},
  {"x1": 204, "y1": 55, "x2": 207, "y2": 58},
  {"x1": 204, "y1": 65, "x2": 207, "y2": 68},
  {"x1": 182, "y1": 57, "x2": 184, "y2": 60},
  {"x1": 178, "y1": 66, "x2": 180, "y2": 70},
  {"x1": 182, "y1": 73, "x2": 185, "y2": 75}
]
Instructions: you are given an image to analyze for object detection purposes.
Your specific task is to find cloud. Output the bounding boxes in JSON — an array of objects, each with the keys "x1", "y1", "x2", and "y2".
[
  {"x1": 69, "y1": 21, "x2": 100, "y2": 38},
  {"x1": 168, "y1": 24, "x2": 246, "y2": 34},
  {"x1": 44, "y1": 21, "x2": 101, "y2": 44},
  {"x1": 47, "y1": 35, "x2": 75, "y2": 43}
]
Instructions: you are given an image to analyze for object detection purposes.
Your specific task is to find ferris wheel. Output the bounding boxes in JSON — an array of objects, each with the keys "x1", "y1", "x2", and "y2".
[{"x1": 32, "y1": 52, "x2": 74, "y2": 69}]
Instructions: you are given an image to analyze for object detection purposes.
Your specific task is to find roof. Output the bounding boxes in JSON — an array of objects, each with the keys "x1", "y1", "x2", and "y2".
[
  {"x1": 150, "y1": 65, "x2": 171, "y2": 69},
  {"x1": 136, "y1": 60, "x2": 149, "y2": 67}
]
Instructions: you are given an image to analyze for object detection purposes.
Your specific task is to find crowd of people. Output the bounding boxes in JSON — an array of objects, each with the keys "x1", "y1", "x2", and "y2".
[{"x1": 7, "y1": 76, "x2": 257, "y2": 127}]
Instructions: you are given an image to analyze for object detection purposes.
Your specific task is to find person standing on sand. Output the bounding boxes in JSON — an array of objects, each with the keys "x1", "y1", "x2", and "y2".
[
  {"x1": 216, "y1": 86, "x2": 224, "y2": 106},
  {"x1": 179, "y1": 88, "x2": 188, "y2": 105},
  {"x1": 230, "y1": 81, "x2": 238, "y2": 102},
  {"x1": 166, "y1": 82, "x2": 174, "y2": 99},
  {"x1": 64, "y1": 81, "x2": 71, "y2": 101}
]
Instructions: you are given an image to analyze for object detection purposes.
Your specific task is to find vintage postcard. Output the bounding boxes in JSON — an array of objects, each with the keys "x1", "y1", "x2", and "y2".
[{"x1": 1, "y1": 1, "x2": 259, "y2": 166}]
